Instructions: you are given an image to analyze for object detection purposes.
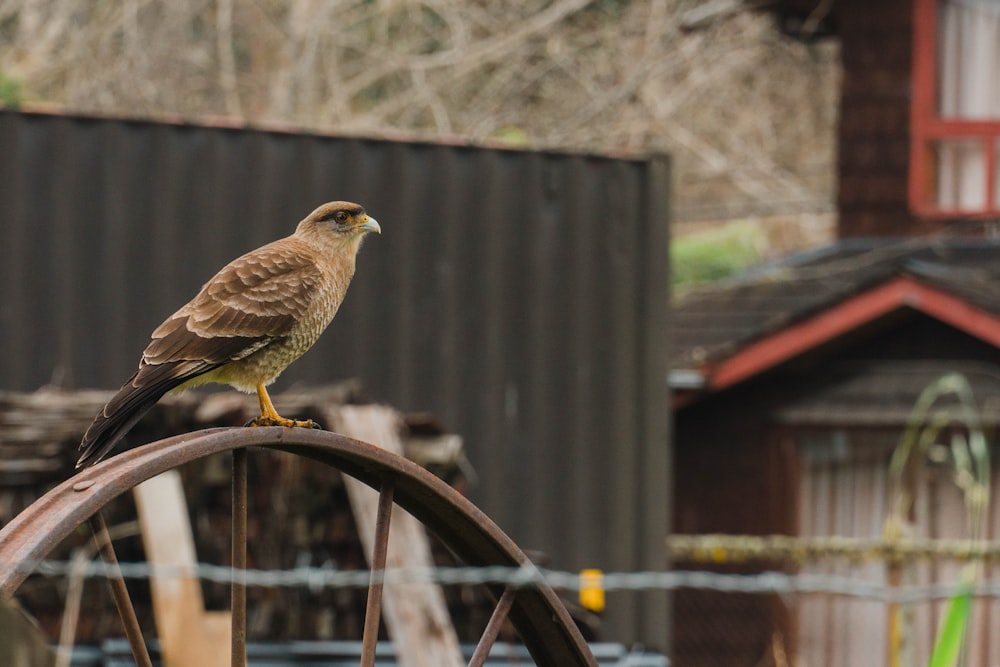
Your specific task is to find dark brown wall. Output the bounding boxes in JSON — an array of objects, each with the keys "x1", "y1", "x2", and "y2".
[
  {"x1": 673, "y1": 390, "x2": 797, "y2": 667},
  {"x1": 835, "y1": 0, "x2": 929, "y2": 237}
]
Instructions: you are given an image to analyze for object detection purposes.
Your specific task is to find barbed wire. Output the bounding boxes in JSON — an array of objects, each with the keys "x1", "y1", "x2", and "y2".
[
  {"x1": 667, "y1": 534, "x2": 1000, "y2": 565},
  {"x1": 8, "y1": 560, "x2": 1000, "y2": 604}
]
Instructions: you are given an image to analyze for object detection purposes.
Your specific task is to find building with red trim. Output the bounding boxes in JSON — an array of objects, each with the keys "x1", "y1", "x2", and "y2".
[{"x1": 670, "y1": 1, "x2": 1000, "y2": 664}]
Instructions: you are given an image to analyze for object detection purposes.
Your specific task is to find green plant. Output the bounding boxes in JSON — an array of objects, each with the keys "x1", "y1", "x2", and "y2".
[
  {"x1": 671, "y1": 221, "x2": 765, "y2": 290},
  {"x1": 884, "y1": 373, "x2": 990, "y2": 667},
  {"x1": 0, "y1": 71, "x2": 23, "y2": 107},
  {"x1": 928, "y1": 573, "x2": 974, "y2": 667}
]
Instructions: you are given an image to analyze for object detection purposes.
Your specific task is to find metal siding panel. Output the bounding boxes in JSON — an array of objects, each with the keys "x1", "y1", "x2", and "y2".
[
  {"x1": 208, "y1": 129, "x2": 256, "y2": 262},
  {"x1": 569, "y1": 156, "x2": 613, "y2": 575},
  {"x1": 434, "y1": 146, "x2": 485, "y2": 434},
  {"x1": 115, "y1": 123, "x2": 168, "y2": 383},
  {"x1": 69, "y1": 119, "x2": 113, "y2": 387},
  {"x1": 336, "y1": 138, "x2": 387, "y2": 387},
  {"x1": 0, "y1": 112, "x2": 15, "y2": 362},
  {"x1": 387, "y1": 140, "x2": 421, "y2": 406},
  {"x1": 25, "y1": 117, "x2": 64, "y2": 390},
  {"x1": 258, "y1": 133, "x2": 307, "y2": 243},
  {"x1": 597, "y1": 157, "x2": 648, "y2": 643},
  {"x1": 557, "y1": 155, "x2": 583, "y2": 563},
  {"x1": 473, "y1": 148, "x2": 522, "y2": 526},
  {"x1": 146, "y1": 124, "x2": 186, "y2": 337},
  {"x1": 417, "y1": 145, "x2": 456, "y2": 415},
  {"x1": 47, "y1": 118, "x2": 80, "y2": 388},
  {"x1": 505, "y1": 150, "x2": 542, "y2": 546},
  {"x1": 515, "y1": 150, "x2": 557, "y2": 554},
  {"x1": 635, "y1": 154, "x2": 672, "y2": 646},
  {"x1": 0, "y1": 114, "x2": 29, "y2": 388}
]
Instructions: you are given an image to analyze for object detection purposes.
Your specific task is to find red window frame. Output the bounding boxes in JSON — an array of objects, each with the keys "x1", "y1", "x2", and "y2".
[{"x1": 909, "y1": 0, "x2": 1000, "y2": 218}]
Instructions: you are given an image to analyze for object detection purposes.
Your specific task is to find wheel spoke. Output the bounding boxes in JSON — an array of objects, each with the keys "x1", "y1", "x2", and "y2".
[
  {"x1": 468, "y1": 586, "x2": 516, "y2": 667},
  {"x1": 360, "y1": 476, "x2": 395, "y2": 667},
  {"x1": 89, "y1": 511, "x2": 153, "y2": 667},
  {"x1": 232, "y1": 448, "x2": 248, "y2": 667}
]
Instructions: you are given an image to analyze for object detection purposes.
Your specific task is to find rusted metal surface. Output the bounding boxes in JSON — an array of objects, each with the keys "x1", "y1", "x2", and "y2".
[
  {"x1": 88, "y1": 511, "x2": 153, "y2": 667},
  {"x1": 360, "y1": 477, "x2": 394, "y2": 667},
  {"x1": 0, "y1": 108, "x2": 670, "y2": 645},
  {"x1": 231, "y1": 448, "x2": 248, "y2": 667},
  {"x1": 0, "y1": 427, "x2": 597, "y2": 667},
  {"x1": 469, "y1": 587, "x2": 516, "y2": 667}
]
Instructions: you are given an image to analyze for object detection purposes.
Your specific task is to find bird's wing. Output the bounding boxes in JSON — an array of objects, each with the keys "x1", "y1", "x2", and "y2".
[
  {"x1": 77, "y1": 240, "x2": 323, "y2": 468},
  {"x1": 145, "y1": 240, "x2": 322, "y2": 365}
]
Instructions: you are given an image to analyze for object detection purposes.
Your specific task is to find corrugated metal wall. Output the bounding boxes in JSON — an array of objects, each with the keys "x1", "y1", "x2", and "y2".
[{"x1": 0, "y1": 109, "x2": 670, "y2": 646}]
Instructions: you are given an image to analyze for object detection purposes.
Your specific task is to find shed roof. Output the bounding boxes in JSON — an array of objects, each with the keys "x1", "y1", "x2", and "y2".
[
  {"x1": 672, "y1": 239, "x2": 1000, "y2": 397},
  {"x1": 772, "y1": 359, "x2": 1000, "y2": 426}
]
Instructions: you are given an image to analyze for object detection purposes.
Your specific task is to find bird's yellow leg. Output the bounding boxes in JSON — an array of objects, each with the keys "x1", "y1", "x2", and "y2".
[
  {"x1": 256, "y1": 383, "x2": 282, "y2": 421},
  {"x1": 245, "y1": 383, "x2": 321, "y2": 429}
]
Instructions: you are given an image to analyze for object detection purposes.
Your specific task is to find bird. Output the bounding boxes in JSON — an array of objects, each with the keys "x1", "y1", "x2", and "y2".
[{"x1": 76, "y1": 201, "x2": 381, "y2": 468}]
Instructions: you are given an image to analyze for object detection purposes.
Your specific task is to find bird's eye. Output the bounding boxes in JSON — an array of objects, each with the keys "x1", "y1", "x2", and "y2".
[{"x1": 335, "y1": 210, "x2": 350, "y2": 224}]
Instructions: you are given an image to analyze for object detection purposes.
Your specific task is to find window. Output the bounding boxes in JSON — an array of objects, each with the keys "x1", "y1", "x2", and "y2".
[{"x1": 910, "y1": 0, "x2": 1000, "y2": 217}]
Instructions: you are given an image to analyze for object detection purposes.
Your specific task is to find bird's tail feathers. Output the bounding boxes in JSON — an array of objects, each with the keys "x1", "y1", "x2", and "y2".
[{"x1": 76, "y1": 360, "x2": 214, "y2": 468}]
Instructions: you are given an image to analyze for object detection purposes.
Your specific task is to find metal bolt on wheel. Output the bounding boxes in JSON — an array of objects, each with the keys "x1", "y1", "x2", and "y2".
[{"x1": 0, "y1": 428, "x2": 597, "y2": 667}]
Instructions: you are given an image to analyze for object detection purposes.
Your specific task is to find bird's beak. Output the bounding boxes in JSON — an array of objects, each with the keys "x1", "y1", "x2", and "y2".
[{"x1": 359, "y1": 216, "x2": 381, "y2": 235}]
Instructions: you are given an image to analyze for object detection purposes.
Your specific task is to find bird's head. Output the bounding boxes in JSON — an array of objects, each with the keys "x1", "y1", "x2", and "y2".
[{"x1": 297, "y1": 201, "x2": 381, "y2": 249}]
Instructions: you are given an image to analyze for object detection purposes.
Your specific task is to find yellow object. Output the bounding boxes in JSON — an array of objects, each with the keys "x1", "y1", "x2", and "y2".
[{"x1": 579, "y1": 569, "x2": 606, "y2": 613}]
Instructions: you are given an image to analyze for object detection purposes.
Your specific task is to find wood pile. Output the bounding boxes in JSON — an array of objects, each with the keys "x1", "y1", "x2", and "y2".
[{"x1": 0, "y1": 383, "x2": 495, "y2": 646}]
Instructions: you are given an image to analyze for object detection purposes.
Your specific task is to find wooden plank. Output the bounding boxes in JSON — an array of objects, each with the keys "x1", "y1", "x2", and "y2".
[
  {"x1": 329, "y1": 404, "x2": 464, "y2": 667},
  {"x1": 133, "y1": 471, "x2": 230, "y2": 667}
]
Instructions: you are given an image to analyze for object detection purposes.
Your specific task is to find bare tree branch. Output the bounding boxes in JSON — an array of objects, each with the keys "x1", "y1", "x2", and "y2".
[
  {"x1": 0, "y1": 0, "x2": 839, "y2": 227},
  {"x1": 216, "y1": 0, "x2": 243, "y2": 117}
]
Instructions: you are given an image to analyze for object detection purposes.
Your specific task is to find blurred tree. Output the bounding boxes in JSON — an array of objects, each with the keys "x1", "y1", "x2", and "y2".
[{"x1": 0, "y1": 0, "x2": 838, "y2": 243}]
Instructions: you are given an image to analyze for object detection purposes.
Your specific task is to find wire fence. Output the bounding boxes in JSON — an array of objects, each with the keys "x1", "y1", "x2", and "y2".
[
  {"x1": 13, "y1": 532, "x2": 1000, "y2": 666},
  {"x1": 667, "y1": 535, "x2": 1000, "y2": 667},
  {"x1": 17, "y1": 557, "x2": 1000, "y2": 666},
  {"x1": 9, "y1": 560, "x2": 1000, "y2": 604}
]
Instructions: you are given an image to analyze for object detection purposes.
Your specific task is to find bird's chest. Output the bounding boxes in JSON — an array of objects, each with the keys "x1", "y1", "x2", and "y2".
[{"x1": 227, "y1": 284, "x2": 343, "y2": 388}]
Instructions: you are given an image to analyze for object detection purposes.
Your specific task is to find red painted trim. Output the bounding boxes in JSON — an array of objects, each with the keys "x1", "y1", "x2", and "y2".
[
  {"x1": 909, "y1": 0, "x2": 1000, "y2": 217},
  {"x1": 987, "y1": 132, "x2": 997, "y2": 211},
  {"x1": 924, "y1": 120, "x2": 1000, "y2": 136},
  {"x1": 909, "y1": 0, "x2": 936, "y2": 214},
  {"x1": 702, "y1": 275, "x2": 1000, "y2": 392}
]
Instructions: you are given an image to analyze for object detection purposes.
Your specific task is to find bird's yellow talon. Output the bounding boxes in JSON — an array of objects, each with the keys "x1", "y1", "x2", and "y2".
[{"x1": 244, "y1": 416, "x2": 320, "y2": 429}]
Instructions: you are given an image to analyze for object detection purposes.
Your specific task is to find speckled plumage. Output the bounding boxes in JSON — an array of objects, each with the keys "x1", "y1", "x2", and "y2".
[{"x1": 77, "y1": 201, "x2": 380, "y2": 468}]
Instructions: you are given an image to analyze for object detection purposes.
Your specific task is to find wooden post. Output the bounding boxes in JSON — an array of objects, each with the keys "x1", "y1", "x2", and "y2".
[
  {"x1": 133, "y1": 471, "x2": 231, "y2": 667},
  {"x1": 329, "y1": 405, "x2": 465, "y2": 667}
]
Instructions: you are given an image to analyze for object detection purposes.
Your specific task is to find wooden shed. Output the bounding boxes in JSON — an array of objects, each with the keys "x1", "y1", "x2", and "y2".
[
  {"x1": 667, "y1": 0, "x2": 1000, "y2": 660},
  {"x1": 670, "y1": 240, "x2": 1000, "y2": 665}
]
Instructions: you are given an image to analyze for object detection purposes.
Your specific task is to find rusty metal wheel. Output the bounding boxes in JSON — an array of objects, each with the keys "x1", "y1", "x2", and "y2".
[{"x1": 0, "y1": 427, "x2": 597, "y2": 667}]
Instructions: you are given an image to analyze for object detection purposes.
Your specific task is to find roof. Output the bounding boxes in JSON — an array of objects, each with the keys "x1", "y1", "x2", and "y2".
[
  {"x1": 2, "y1": 105, "x2": 655, "y2": 162},
  {"x1": 772, "y1": 359, "x2": 1000, "y2": 426},
  {"x1": 671, "y1": 238, "x2": 1000, "y2": 395}
]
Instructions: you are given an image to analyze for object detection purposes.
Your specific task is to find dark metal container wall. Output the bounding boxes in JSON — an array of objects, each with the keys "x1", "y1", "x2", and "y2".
[{"x1": 0, "y1": 109, "x2": 670, "y2": 646}]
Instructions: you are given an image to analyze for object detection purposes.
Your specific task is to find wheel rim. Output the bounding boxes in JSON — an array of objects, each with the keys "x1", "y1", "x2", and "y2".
[{"x1": 0, "y1": 427, "x2": 597, "y2": 667}]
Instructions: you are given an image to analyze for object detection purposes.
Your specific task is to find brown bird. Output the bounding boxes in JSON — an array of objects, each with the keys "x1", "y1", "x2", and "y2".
[{"x1": 77, "y1": 201, "x2": 381, "y2": 468}]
